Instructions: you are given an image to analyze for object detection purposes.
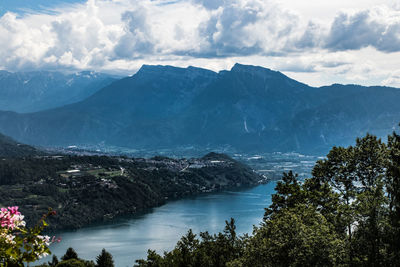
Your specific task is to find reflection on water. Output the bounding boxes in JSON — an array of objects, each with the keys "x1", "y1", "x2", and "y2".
[{"x1": 40, "y1": 183, "x2": 276, "y2": 267}]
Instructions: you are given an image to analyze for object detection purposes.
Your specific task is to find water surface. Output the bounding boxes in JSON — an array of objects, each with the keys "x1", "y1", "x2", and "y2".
[{"x1": 42, "y1": 183, "x2": 276, "y2": 267}]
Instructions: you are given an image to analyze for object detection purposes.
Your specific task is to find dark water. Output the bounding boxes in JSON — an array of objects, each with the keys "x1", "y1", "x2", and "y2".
[{"x1": 40, "y1": 183, "x2": 276, "y2": 267}]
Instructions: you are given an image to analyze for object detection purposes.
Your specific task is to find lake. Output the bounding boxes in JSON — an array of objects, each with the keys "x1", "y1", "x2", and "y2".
[{"x1": 40, "y1": 182, "x2": 276, "y2": 267}]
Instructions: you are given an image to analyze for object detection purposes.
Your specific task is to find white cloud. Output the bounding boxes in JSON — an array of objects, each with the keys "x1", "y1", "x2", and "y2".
[
  {"x1": 382, "y1": 70, "x2": 400, "y2": 87},
  {"x1": 325, "y1": 6, "x2": 400, "y2": 52},
  {"x1": 113, "y1": 6, "x2": 154, "y2": 59},
  {"x1": 0, "y1": 0, "x2": 399, "y2": 87}
]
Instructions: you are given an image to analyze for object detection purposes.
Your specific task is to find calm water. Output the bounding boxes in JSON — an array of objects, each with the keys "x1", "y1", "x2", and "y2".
[{"x1": 40, "y1": 183, "x2": 276, "y2": 267}]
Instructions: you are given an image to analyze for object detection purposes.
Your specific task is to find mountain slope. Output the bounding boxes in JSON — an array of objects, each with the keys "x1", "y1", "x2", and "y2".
[
  {"x1": 284, "y1": 84, "x2": 400, "y2": 152},
  {"x1": 0, "y1": 132, "x2": 40, "y2": 157},
  {"x1": 0, "y1": 70, "x2": 118, "y2": 112},
  {"x1": 0, "y1": 64, "x2": 399, "y2": 154},
  {"x1": 0, "y1": 65, "x2": 218, "y2": 147}
]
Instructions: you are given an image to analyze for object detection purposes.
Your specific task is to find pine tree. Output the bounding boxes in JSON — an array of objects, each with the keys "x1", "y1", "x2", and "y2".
[
  {"x1": 48, "y1": 255, "x2": 59, "y2": 266},
  {"x1": 61, "y1": 247, "x2": 78, "y2": 261},
  {"x1": 96, "y1": 249, "x2": 114, "y2": 267}
]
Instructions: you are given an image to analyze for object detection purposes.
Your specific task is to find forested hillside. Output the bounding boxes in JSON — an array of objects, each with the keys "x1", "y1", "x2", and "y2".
[
  {"x1": 0, "y1": 132, "x2": 40, "y2": 157},
  {"x1": 0, "y1": 152, "x2": 263, "y2": 230}
]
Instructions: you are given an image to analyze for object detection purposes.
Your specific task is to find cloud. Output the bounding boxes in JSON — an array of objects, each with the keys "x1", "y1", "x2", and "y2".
[
  {"x1": 0, "y1": 0, "x2": 399, "y2": 88},
  {"x1": 198, "y1": 1, "x2": 265, "y2": 57},
  {"x1": 0, "y1": 0, "x2": 307, "y2": 69},
  {"x1": 113, "y1": 7, "x2": 154, "y2": 59},
  {"x1": 0, "y1": 12, "x2": 51, "y2": 69},
  {"x1": 382, "y1": 70, "x2": 400, "y2": 87},
  {"x1": 294, "y1": 21, "x2": 324, "y2": 49},
  {"x1": 195, "y1": 0, "x2": 307, "y2": 57},
  {"x1": 0, "y1": 0, "x2": 123, "y2": 71},
  {"x1": 192, "y1": 0, "x2": 223, "y2": 10},
  {"x1": 276, "y1": 58, "x2": 317, "y2": 73},
  {"x1": 325, "y1": 7, "x2": 400, "y2": 52}
]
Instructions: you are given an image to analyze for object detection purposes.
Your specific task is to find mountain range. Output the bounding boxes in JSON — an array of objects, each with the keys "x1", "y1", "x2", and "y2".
[
  {"x1": 0, "y1": 70, "x2": 117, "y2": 112},
  {"x1": 0, "y1": 63, "x2": 399, "y2": 155}
]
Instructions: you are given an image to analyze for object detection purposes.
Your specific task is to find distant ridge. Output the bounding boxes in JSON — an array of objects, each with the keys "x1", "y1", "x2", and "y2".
[
  {"x1": 0, "y1": 63, "x2": 398, "y2": 154},
  {"x1": 0, "y1": 70, "x2": 118, "y2": 112},
  {"x1": 0, "y1": 132, "x2": 40, "y2": 157}
]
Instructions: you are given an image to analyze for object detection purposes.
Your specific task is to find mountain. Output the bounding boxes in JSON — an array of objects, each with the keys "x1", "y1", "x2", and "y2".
[
  {"x1": 0, "y1": 132, "x2": 40, "y2": 157},
  {"x1": 0, "y1": 65, "x2": 218, "y2": 147},
  {"x1": 0, "y1": 64, "x2": 399, "y2": 154},
  {"x1": 0, "y1": 70, "x2": 118, "y2": 112}
]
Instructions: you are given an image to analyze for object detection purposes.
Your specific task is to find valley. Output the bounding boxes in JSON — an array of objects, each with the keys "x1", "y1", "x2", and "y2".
[{"x1": 50, "y1": 144, "x2": 321, "y2": 179}]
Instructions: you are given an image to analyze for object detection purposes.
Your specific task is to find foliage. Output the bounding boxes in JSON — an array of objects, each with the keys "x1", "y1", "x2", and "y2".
[
  {"x1": 48, "y1": 255, "x2": 59, "y2": 267},
  {"x1": 95, "y1": 249, "x2": 114, "y2": 267},
  {"x1": 55, "y1": 259, "x2": 86, "y2": 267},
  {"x1": 386, "y1": 129, "x2": 400, "y2": 265},
  {"x1": 135, "y1": 219, "x2": 244, "y2": 267},
  {"x1": 34, "y1": 247, "x2": 100, "y2": 267},
  {"x1": 241, "y1": 205, "x2": 346, "y2": 267},
  {"x1": 61, "y1": 248, "x2": 78, "y2": 261}
]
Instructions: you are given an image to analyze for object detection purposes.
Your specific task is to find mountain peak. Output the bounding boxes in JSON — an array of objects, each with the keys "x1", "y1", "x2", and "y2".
[
  {"x1": 229, "y1": 63, "x2": 306, "y2": 87},
  {"x1": 231, "y1": 63, "x2": 273, "y2": 72},
  {"x1": 136, "y1": 64, "x2": 217, "y2": 80},
  {"x1": 230, "y1": 63, "x2": 281, "y2": 78},
  {"x1": 138, "y1": 64, "x2": 178, "y2": 73},
  {"x1": 138, "y1": 64, "x2": 214, "y2": 73}
]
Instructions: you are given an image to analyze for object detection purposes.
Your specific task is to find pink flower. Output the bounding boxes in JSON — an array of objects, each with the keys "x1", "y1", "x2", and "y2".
[
  {"x1": 0, "y1": 206, "x2": 25, "y2": 229},
  {"x1": 50, "y1": 235, "x2": 62, "y2": 243},
  {"x1": 8, "y1": 206, "x2": 21, "y2": 215}
]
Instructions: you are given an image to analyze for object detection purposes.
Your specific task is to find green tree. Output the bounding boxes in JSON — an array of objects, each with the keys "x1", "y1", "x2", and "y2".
[
  {"x1": 352, "y1": 134, "x2": 388, "y2": 266},
  {"x1": 386, "y1": 128, "x2": 400, "y2": 264},
  {"x1": 312, "y1": 134, "x2": 392, "y2": 265},
  {"x1": 264, "y1": 171, "x2": 303, "y2": 221},
  {"x1": 134, "y1": 250, "x2": 164, "y2": 267},
  {"x1": 48, "y1": 255, "x2": 59, "y2": 267},
  {"x1": 352, "y1": 179, "x2": 389, "y2": 265},
  {"x1": 56, "y1": 259, "x2": 86, "y2": 267},
  {"x1": 135, "y1": 219, "x2": 244, "y2": 267},
  {"x1": 353, "y1": 134, "x2": 387, "y2": 190},
  {"x1": 96, "y1": 249, "x2": 114, "y2": 267},
  {"x1": 61, "y1": 248, "x2": 78, "y2": 261},
  {"x1": 240, "y1": 204, "x2": 346, "y2": 267},
  {"x1": 313, "y1": 145, "x2": 359, "y2": 264},
  {"x1": 171, "y1": 229, "x2": 200, "y2": 267}
]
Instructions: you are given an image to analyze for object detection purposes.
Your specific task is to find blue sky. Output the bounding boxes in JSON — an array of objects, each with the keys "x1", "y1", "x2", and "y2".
[
  {"x1": 0, "y1": 0, "x2": 399, "y2": 87},
  {"x1": 0, "y1": 0, "x2": 85, "y2": 16}
]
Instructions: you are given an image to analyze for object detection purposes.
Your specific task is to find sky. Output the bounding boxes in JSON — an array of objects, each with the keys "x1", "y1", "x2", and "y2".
[{"x1": 0, "y1": 0, "x2": 400, "y2": 87}]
